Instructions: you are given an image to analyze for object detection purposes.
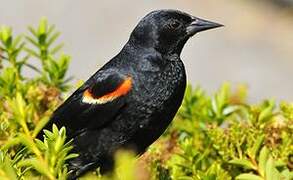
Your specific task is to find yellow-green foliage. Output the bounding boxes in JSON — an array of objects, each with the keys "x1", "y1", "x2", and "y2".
[
  {"x1": 148, "y1": 85, "x2": 293, "y2": 180},
  {"x1": 0, "y1": 19, "x2": 292, "y2": 180},
  {"x1": 0, "y1": 18, "x2": 74, "y2": 180}
]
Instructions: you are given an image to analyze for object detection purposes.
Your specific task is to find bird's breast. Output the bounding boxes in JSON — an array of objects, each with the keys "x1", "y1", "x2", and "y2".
[
  {"x1": 127, "y1": 60, "x2": 186, "y2": 129},
  {"x1": 119, "y1": 61, "x2": 186, "y2": 151}
]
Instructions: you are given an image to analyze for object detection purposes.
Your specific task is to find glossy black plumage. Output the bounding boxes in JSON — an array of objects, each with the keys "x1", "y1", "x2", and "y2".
[{"x1": 38, "y1": 9, "x2": 222, "y2": 179}]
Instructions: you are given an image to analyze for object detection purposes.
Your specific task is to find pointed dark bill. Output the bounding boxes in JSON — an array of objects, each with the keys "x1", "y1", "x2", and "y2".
[{"x1": 186, "y1": 17, "x2": 223, "y2": 36}]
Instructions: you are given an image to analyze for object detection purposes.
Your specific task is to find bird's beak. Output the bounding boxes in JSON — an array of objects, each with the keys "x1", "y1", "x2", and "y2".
[{"x1": 186, "y1": 17, "x2": 223, "y2": 36}]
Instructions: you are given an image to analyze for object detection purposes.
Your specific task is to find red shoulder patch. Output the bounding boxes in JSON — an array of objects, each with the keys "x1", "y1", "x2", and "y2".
[{"x1": 82, "y1": 77, "x2": 132, "y2": 104}]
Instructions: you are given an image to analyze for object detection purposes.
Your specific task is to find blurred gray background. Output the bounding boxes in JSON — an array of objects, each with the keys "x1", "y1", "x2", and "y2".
[{"x1": 0, "y1": 0, "x2": 292, "y2": 102}]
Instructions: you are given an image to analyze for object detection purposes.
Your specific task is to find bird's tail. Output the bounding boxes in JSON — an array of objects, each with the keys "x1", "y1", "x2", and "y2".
[{"x1": 67, "y1": 160, "x2": 98, "y2": 180}]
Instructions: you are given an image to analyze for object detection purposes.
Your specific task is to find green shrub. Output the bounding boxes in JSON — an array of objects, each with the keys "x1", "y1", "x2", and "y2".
[
  {"x1": 0, "y1": 18, "x2": 74, "y2": 180},
  {"x1": 0, "y1": 19, "x2": 292, "y2": 180},
  {"x1": 147, "y1": 84, "x2": 292, "y2": 180}
]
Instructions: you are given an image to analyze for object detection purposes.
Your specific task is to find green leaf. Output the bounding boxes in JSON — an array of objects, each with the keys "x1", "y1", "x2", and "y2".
[
  {"x1": 114, "y1": 150, "x2": 136, "y2": 180},
  {"x1": 258, "y1": 99, "x2": 275, "y2": 123},
  {"x1": 265, "y1": 157, "x2": 281, "y2": 180},
  {"x1": 229, "y1": 159, "x2": 256, "y2": 170},
  {"x1": 38, "y1": 17, "x2": 48, "y2": 36},
  {"x1": 44, "y1": 129, "x2": 54, "y2": 139},
  {"x1": 259, "y1": 146, "x2": 269, "y2": 177},
  {"x1": 27, "y1": 25, "x2": 37, "y2": 36},
  {"x1": 23, "y1": 61, "x2": 42, "y2": 73},
  {"x1": 25, "y1": 35, "x2": 39, "y2": 47},
  {"x1": 248, "y1": 135, "x2": 264, "y2": 159},
  {"x1": 0, "y1": 151, "x2": 18, "y2": 180},
  {"x1": 222, "y1": 105, "x2": 241, "y2": 116},
  {"x1": 0, "y1": 26, "x2": 12, "y2": 43},
  {"x1": 1, "y1": 137, "x2": 22, "y2": 151},
  {"x1": 64, "y1": 153, "x2": 79, "y2": 161},
  {"x1": 50, "y1": 43, "x2": 64, "y2": 54},
  {"x1": 235, "y1": 173, "x2": 262, "y2": 180},
  {"x1": 18, "y1": 158, "x2": 54, "y2": 179},
  {"x1": 47, "y1": 24, "x2": 56, "y2": 36},
  {"x1": 47, "y1": 31, "x2": 60, "y2": 46},
  {"x1": 281, "y1": 169, "x2": 293, "y2": 180},
  {"x1": 11, "y1": 35, "x2": 22, "y2": 49},
  {"x1": 34, "y1": 139, "x2": 46, "y2": 151},
  {"x1": 17, "y1": 134, "x2": 40, "y2": 156},
  {"x1": 15, "y1": 93, "x2": 25, "y2": 119}
]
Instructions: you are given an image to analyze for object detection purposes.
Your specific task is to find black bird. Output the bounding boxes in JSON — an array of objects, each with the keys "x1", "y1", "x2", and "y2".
[{"x1": 39, "y1": 9, "x2": 223, "y2": 179}]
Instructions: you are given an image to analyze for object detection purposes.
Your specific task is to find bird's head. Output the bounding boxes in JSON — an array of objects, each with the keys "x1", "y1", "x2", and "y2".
[{"x1": 129, "y1": 9, "x2": 223, "y2": 55}]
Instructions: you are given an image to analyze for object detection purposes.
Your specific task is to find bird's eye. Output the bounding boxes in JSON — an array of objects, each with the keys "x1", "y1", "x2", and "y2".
[{"x1": 168, "y1": 20, "x2": 181, "y2": 30}]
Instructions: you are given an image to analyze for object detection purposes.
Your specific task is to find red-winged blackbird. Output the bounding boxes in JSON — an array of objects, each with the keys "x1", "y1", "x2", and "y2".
[{"x1": 38, "y1": 9, "x2": 222, "y2": 179}]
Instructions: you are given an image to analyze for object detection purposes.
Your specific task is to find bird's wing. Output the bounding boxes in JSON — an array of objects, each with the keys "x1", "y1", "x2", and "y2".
[{"x1": 44, "y1": 69, "x2": 133, "y2": 138}]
